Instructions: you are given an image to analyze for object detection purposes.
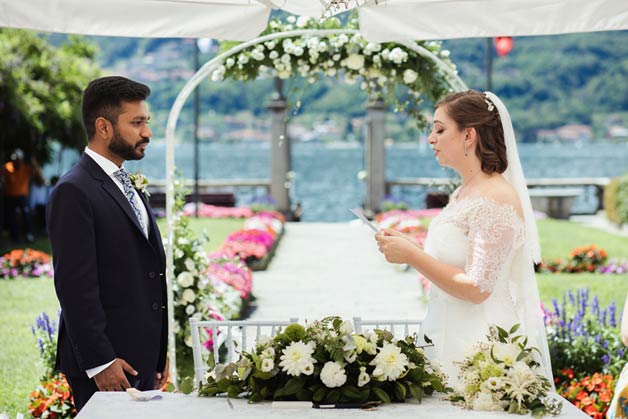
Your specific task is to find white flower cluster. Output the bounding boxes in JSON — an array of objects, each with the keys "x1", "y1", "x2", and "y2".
[
  {"x1": 449, "y1": 324, "x2": 561, "y2": 416},
  {"x1": 207, "y1": 16, "x2": 454, "y2": 126}
]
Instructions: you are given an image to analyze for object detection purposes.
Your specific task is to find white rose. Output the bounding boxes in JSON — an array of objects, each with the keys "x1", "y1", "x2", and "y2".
[
  {"x1": 320, "y1": 362, "x2": 347, "y2": 388},
  {"x1": 292, "y1": 46, "x2": 304, "y2": 57},
  {"x1": 184, "y1": 258, "x2": 196, "y2": 272},
  {"x1": 265, "y1": 41, "x2": 276, "y2": 50},
  {"x1": 345, "y1": 54, "x2": 364, "y2": 70},
  {"x1": 177, "y1": 271, "x2": 195, "y2": 288},
  {"x1": 339, "y1": 321, "x2": 353, "y2": 335},
  {"x1": 261, "y1": 358, "x2": 274, "y2": 372},
  {"x1": 237, "y1": 54, "x2": 249, "y2": 65},
  {"x1": 296, "y1": 16, "x2": 310, "y2": 28},
  {"x1": 225, "y1": 57, "x2": 235, "y2": 68},
  {"x1": 269, "y1": 50, "x2": 279, "y2": 60},
  {"x1": 472, "y1": 392, "x2": 500, "y2": 411},
  {"x1": 185, "y1": 305, "x2": 195, "y2": 315},
  {"x1": 403, "y1": 69, "x2": 418, "y2": 84},
  {"x1": 358, "y1": 366, "x2": 370, "y2": 387},
  {"x1": 182, "y1": 289, "x2": 196, "y2": 303}
]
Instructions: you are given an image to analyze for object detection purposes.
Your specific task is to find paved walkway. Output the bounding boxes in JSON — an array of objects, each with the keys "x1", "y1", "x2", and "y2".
[{"x1": 249, "y1": 221, "x2": 427, "y2": 323}]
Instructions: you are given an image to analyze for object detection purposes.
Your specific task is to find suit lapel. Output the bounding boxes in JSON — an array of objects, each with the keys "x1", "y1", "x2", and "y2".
[{"x1": 79, "y1": 153, "x2": 147, "y2": 239}]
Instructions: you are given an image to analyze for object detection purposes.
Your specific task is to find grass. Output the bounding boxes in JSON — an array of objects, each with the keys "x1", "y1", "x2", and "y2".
[
  {"x1": 0, "y1": 217, "x2": 626, "y2": 417},
  {"x1": 0, "y1": 277, "x2": 58, "y2": 417}
]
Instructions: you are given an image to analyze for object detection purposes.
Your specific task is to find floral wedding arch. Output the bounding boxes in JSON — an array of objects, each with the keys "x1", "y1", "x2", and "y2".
[{"x1": 163, "y1": 15, "x2": 468, "y2": 383}]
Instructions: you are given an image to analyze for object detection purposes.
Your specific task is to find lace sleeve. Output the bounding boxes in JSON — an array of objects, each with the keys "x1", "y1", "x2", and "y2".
[{"x1": 465, "y1": 200, "x2": 522, "y2": 294}]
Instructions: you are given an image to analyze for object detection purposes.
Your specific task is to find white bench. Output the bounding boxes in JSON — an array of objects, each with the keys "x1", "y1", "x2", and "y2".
[{"x1": 528, "y1": 187, "x2": 582, "y2": 219}]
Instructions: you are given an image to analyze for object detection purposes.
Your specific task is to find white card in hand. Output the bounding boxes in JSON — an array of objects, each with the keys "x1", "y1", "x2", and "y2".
[{"x1": 350, "y1": 208, "x2": 379, "y2": 233}]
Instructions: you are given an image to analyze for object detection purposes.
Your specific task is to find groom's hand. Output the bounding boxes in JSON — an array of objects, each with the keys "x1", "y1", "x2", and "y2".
[
  {"x1": 93, "y1": 358, "x2": 137, "y2": 391},
  {"x1": 155, "y1": 359, "x2": 169, "y2": 389}
]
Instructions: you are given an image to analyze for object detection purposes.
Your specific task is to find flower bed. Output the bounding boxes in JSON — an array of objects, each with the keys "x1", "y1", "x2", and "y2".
[
  {"x1": 536, "y1": 244, "x2": 626, "y2": 274},
  {"x1": 199, "y1": 316, "x2": 447, "y2": 404},
  {"x1": 0, "y1": 248, "x2": 53, "y2": 279}
]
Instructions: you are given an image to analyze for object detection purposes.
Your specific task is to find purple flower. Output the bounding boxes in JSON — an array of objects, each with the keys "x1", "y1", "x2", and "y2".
[{"x1": 601, "y1": 354, "x2": 610, "y2": 364}]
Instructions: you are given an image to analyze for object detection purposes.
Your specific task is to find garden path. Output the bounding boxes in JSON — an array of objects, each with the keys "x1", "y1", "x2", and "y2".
[{"x1": 249, "y1": 222, "x2": 427, "y2": 323}]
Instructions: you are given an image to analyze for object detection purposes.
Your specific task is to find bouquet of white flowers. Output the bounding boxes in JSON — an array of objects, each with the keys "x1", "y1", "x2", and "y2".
[
  {"x1": 198, "y1": 316, "x2": 448, "y2": 405},
  {"x1": 448, "y1": 324, "x2": 562, "y2": 417}
]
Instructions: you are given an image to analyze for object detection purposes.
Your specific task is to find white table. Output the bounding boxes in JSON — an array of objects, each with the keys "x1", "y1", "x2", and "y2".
[{"x1": 77, "y1": 391, "x2": 588, "y2": 418}]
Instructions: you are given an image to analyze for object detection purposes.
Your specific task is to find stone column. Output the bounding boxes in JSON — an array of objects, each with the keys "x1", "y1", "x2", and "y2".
[
  {"x1": 268, "y1": 84, "x2": 291, "y2": 216},
  {"x1": 364, "y1": 99, "x2": 387, "y2": 217}
]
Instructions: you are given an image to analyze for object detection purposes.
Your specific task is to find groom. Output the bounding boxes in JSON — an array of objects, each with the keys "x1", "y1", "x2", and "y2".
[{"x1": 46, "y1": 76, "x2": 168, "y2": 411}]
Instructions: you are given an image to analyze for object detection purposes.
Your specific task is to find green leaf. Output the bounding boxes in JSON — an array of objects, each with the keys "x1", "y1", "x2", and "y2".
[
  {"x1": 313, "y1": 387, "x2": 327, "y2": 402},
  {"x1": 341, "y1": 385, "x2": 362, "y2": 401},
  {"x1": 509, "y1": 323, "x2": 521, "y2": 334},
  {"x1": 179, "y1": 376, "x2": 194, "y2": 394},
  {"x1": 394, "y1": 382, "x2": 407, "y2": 400},
  {"x1": 282, "y1": 377, "x2": 305, "y2": 396},
  {"x1": 327, "y1": 388, "x2": 341, "y2": 403},
  {"x1": 372, "y1": 387, "x2": 391, "y2": 403}
]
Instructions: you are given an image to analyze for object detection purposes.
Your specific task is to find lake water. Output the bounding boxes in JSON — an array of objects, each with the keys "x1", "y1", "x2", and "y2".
[{"x1": 49, "y1": 141, "x2": 628, "y2": 222}]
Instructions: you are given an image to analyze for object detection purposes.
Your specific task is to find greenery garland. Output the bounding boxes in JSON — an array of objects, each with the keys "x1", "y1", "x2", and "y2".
[{"x1": 213, "y1": 15, "x2": 457, "y2": 128}]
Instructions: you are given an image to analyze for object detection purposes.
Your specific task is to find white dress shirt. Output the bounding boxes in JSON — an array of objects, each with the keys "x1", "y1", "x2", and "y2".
[{"x1": 83, "y1": 147, "x2": 150, "y2": 378}]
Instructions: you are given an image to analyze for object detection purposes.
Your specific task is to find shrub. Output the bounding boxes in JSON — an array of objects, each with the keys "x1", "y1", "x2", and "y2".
[{"x1": 616, "y1": 174, "x2": 628, "y2": 225}]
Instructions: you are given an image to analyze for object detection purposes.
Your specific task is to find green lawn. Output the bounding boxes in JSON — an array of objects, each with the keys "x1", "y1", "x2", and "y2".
[{"x1": 0, "y1": 217, "x2": 626, "y2": 417}]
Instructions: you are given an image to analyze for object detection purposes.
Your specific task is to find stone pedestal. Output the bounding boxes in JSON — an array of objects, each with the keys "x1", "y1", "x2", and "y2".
[
  {"x1": 268, "y1": 99, "x2": 291, "y2": 216},
  {"x1": 364, "y1": 99, "x2": 387, "y2": 216}
]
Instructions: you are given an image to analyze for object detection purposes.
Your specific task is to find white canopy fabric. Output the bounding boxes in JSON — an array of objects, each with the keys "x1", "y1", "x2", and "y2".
[{"x1": 1, "y1": 0, "x2": 627, "y2": 41}]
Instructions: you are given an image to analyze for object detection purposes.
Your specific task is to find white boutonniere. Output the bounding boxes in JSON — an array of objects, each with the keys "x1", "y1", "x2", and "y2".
[{"x1": 129, "y1": 172, "x2": 151, "y2": 198}]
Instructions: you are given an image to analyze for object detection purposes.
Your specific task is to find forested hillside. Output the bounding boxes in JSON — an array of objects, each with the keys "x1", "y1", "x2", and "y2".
[{"x1": 55, "y1": 30, "x2": 628, "y2": 142}]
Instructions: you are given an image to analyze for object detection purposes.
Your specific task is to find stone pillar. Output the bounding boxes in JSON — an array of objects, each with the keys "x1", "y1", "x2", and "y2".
[
  {"x1": 364, "y1": 99, "x2": 387, "y2": 217},
  {"x1": 268, "y1": 94, "x2": 291, "y2": 216}
]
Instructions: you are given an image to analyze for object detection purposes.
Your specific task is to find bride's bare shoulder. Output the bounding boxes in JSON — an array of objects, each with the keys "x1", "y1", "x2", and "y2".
[{"x1": 478, "y1": 176, "x2": 524, "y2": 219}]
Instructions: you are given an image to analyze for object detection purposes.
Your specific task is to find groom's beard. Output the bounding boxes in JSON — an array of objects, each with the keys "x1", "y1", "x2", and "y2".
[{"x1": 109, "y1": 128, "x2": 149, "y2": 161}]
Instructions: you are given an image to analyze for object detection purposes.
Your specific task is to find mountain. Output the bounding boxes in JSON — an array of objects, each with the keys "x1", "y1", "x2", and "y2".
[{"x1": 71, "y1": 30, "x2": 628, "y2": 142}]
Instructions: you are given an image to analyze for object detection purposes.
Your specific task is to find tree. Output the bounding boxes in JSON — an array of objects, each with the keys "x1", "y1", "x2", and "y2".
[{"x1": 0, "y1": 29, "x2": 101, "y2": 164}]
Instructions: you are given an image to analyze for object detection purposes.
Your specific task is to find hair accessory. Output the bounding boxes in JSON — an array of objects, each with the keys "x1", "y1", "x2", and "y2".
[{"x1": 484, "y1": 97, "x2": 495, "y2": 112}]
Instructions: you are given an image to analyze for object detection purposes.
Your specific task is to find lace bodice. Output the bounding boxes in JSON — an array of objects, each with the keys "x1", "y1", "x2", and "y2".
[{"x1": 428, "y1": 194, "x2": 525, "y2": 293}]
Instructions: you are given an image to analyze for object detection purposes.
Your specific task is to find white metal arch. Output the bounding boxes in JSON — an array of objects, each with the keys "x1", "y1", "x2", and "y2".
[{"x1": 163, "y1": 29, "x2": 468, "y2": 385}]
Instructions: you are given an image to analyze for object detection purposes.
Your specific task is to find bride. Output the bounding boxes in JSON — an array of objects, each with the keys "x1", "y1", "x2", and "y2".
[{"x1": 375, "y1": 90, "x2": 553, "y2": 388}]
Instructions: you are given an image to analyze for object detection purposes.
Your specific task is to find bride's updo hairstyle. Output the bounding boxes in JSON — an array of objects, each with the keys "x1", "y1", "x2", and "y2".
[{"x1": 435, "y1": 90, "x2": 508, "y2": 175}]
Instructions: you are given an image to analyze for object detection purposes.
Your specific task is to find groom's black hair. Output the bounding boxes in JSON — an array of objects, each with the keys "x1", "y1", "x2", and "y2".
[{"x1": 82, "y1": 76, "x2": 151, "y2": 141}]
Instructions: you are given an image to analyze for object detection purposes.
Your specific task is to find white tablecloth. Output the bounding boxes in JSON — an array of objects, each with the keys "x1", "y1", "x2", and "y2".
[{"x1": 77, "y1": 391, "x2": 589, "y2": 418}]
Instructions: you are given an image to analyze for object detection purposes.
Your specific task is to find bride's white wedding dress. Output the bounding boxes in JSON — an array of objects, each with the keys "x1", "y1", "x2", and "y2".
[{"x1": 422, "y1": 190, "x2": 552, "y2": 388}]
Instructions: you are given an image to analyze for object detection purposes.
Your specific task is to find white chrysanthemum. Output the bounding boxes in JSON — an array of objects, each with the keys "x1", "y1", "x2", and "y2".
[
  {"x1": 472, "y1": 391, "x2": 501, "y2": 411},
  {"x1": 182, "y1": 288, "x2": 196, "y2": 303},
  {"x1": 177, "y1": 271, "x2": 195, "y2": 288},
  {"x1": 358, "y1": 366, "x2": 370, "y2": 387},
  {"x1": 279, "y1": 341, "x2": 317, "y2": 376},
  {"x1": 370, "y1": 342, "x2": 409, "y2": 381},
  {"x1": 403, "y1": 69, "x2": 418, "y2": 84},
  {"x1": 261, "y1": 358, "x2": 274, "y2": 372},
  {"x1": 492, "y1": 342, "x2": 521, "y2": 367},
  {"x1": 320, "y1": 362, "x2": 347, "y2": 388}
]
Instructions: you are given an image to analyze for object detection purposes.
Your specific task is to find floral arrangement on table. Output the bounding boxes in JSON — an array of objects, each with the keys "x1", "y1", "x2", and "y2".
[
  {"x1": 448, "y1": 324, "x2": 562, "y2": 417},
  {"x1": 198, "y1": 316, "x2": 448, "y2": 404},
  {"x1": 559, "y1": 373, "x2": 614, "y2": 419},
  {"x1": 0, "y1": 248, "x2": 53, "y2": 279},
  {"x1": 214, "y1": 15, "x2": 454, "y2": 128},
  {"x1": 28, "y1": 311, "x2": 76, "y2": 419},
  {"x1": 537, "y1": 244, "x2": 611, "y2": 274},
  {"x1": 543, "y1": 289, "x2": 625, "y2": 386}
]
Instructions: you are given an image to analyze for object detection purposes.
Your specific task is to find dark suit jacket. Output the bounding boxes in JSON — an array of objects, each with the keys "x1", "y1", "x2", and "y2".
[{"x1": 46, "y1": 153, "x2": 167, "y2": 378}]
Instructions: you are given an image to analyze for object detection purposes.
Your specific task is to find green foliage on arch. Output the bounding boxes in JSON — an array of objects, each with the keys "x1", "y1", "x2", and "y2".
[{"x1": 213, "y1": 15, "x2": 457, "y2": 129}]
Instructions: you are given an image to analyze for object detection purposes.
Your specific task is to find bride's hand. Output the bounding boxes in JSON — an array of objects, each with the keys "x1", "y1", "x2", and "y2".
[
  {"x1": 375, "y1": 229, "x2": 417, "y2": 264},
  {"x1": 380, "y1": 228, "x2": 423, "y2": 249}
]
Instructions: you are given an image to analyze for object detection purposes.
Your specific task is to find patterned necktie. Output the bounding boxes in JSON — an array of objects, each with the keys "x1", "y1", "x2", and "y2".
[{"x1": 113, "y1": 168, "x2": 144, "y2": 229}]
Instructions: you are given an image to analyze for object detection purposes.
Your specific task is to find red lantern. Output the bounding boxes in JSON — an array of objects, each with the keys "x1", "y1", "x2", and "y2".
[{"x1": 494, "y1": 37, "x2": 514, "y2": 57}]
